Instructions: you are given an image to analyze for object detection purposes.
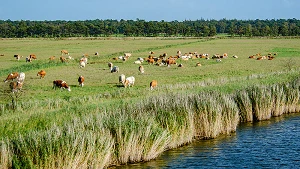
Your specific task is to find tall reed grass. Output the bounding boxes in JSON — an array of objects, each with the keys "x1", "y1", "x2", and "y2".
[{"x1": 0, "y1": 76, "x2": 300, "y2": 168}]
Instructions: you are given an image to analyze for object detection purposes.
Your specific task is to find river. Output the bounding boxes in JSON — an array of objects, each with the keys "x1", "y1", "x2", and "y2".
[{"x1": 113, "y1": 113, "x2": 300, "y2": 168}]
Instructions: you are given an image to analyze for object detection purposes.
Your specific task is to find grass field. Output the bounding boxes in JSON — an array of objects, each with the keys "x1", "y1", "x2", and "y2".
[{"x1": 0, "y1": 37, "x2": 300, "y2": 168}]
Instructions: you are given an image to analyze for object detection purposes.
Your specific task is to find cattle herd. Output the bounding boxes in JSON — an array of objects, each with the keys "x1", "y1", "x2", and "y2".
[{"x1": 4, "y1": 49, "x2": 278, "y2": 94}]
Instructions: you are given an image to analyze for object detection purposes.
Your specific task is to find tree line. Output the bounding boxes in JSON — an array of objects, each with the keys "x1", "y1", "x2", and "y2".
[{"x1": 0, "y1": 18, "x2": 299, "y2": 38}]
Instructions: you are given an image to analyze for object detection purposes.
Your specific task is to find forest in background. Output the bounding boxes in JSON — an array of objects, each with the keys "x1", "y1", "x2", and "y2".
[{"x1": 0, "y1": 18, "x2": 299, "y2": 38}]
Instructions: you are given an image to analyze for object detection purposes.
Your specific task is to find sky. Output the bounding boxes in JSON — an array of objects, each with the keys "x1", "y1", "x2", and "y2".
[{"x1": 0, "y1": 0, "x2": 299, "y2": 21}]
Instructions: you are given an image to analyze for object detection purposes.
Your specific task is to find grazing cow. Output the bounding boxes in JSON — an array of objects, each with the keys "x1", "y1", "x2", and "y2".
[
  {"x1": 79, "y1": 60, "x2": 86, "y2": 68},
  {"x1": 222, "y1": 53, "x2": 228, "y2": 58},
  {"x1": 249, "y1": 55, "x2": 256, "y2": 59},
  {"x1": 232, "y1": 55, "x2": 238, "y2": 58},
  {"x1": 14, "y1": 54, "x2": 23, "y2": 61},
  {"x1": 150, "y1": 80, "x2": 157, "y2": 90},
  {"x1": 119, "y1": 74, "x2": 126, "y2": 85},
  {"x1": 124, "y1": 76, "x2": 135, "y2": 88},
  {"x1": 149, "y1": 51, "x2": 155, "y2": 54},
  {"x1": 53, "y1": 80, "x2": 71, "y2": 91},
  {"x1": 80, "y1": 57, "x2": 88, "y2": 64},
  {"x1": 147, "y1": 58, "x2": 155, "y2": 64},
  {"x1": 111, "y1": 66, "x2": 119, "y2": 73},
  {"x1": 78, "y1": 76, "x2": 84, "y2": 87},
  {"x1": 49, "y1": 56, "x2": 56, "y2": 61},
  {"x1": 29, "y1": 54, "x2": 37, "y2": 60},
  {"x1": 9, "y1": 82, "x2": 23, "y2": 93},
  {"x1": 60, "y1": 56, "x2": 67, "y2": 63},
  {"x1": 196, "y1": 62, "x2": 202, "y2": 66},
  {"x1": 166, "y1": 58, "x2": 177, "y2": 67},
  {"x1": 4, "y1": 72, "x2": 19, "y2": 83},
  {"x1": 26, "y1": 56, "x2": 32, "y2": 62},
  {"x1": 17, "y1": 72, "x2": 25, "y2": 84},
  {"x1": 124, "y1": 53, "x2": 132, "y2": 58},
  {"x1": 61, "y1": 50, "x2": 69, "y2": 55},
  {"x1": 216, "y1": 59, "x2": 222, "y2": 62},
  {"x1": 37, "y1": 70, "x2": 46, "y2": 79},
  {"x1": 95, "y1": 52, "x2": 99, "y2": 56},
  {"x1": 108, "y1": 62, "x2": 113, "y2": 69},
  {"x1": 139, "y1": 65, "x2": 145, "y2": 74}
]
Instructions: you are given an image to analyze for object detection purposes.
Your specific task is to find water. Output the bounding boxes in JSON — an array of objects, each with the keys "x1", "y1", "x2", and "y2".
[{"x1": 113, "y1": 113, "x2": 300, "y2": 168}]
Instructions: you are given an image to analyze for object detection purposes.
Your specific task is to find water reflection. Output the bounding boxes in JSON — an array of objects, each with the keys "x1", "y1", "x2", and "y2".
[{"x1": 111, "y1": 113, "x2": 300, "y2": 169}]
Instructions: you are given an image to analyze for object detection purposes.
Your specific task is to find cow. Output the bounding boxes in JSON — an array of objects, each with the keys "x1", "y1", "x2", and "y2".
[
  {"x1": 177, "y1": 51, "x2": 182, "y2": 56},
  {"x1": 37, "y1": 70, "x2": 46, "y2": 79},
  {"x1": 166, "y1": 58, "x2": 177, "y2": 67},
  {"x1": 80, "y1": 57, "x2": 88, "y2": 65},
  {"x1": 26, "y1": 56, "x2": 32, "y2": 62},
  {"x1": 60, "y1": 56, "x2": 67, "y2": 63},
  {"x1": 138, "y1": 65, "x2": 145, "y2": 74},
  {"x1": 232, "y1": 55, "x2": 238, "y2": 58},
  {"x1": 124, "y1": 53, "x2": 132, "y2": 58},
  {"x1": 53, "y1": 80, "x2": 71, "y2": 91},
  {"x1": 9, "y1": 81, "x2": 23, "y2": 93},
  {"x1": 49, "y1": 56, "x2": 56, "y2": 61},
  {"x1": 134, "y1": 60, "x2": 142, "y2": 64},
  {"x1": 29, "y1": 54, "x2": 37, "y2": 60},
  {"x1": 78, "y1": 76, "x2": 84, "y2": 87},
  {"x1": 14, "y1": 54, "x2": 23, "y2": 61},
  {"x1": 150, "y1": 80, "x2": 157, "y2": 90},
  {"x1": 95, "y1": 52, "x2": 99, "y2": 56},
  {"x1": 79, "y1": 60, "x2": 86, "y2": 68},
  {"x1": 178, "y1": 63, "x2": 184, "y2": 67},
  {"x1": 147, "y1": 58, "x2": 155, "y2": 64},
  {"x1": 4, "y1": 72, "x2": 19, "y2": 83},
  {"x1": 196, "y1": 62, "x2": 202, "y2": 67},
  {"x1": 111, "y1": 66, "x2": 119, "y2": 73},
  {"x1": 17, "y1": 72, "x2": 25, "y2": 84},
  {"x1": 108, "y1": 62, "x2": 113, "y2": 69},
  {"x1": 61, "y1": 50, "x2": 69, "y2": 55},
  {"x1": 119, "y1": 74, "x2": 126, "y2": 85},
  {"x1": 124, "y1": 76, "x2": 135, "y2": 88}
]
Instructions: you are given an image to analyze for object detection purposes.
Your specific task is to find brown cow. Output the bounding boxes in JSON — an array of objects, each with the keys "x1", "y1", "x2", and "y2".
[
  {"x1": 4, "y1": 72, "x2": 19, "y2": 83},
  {"x1": 166, "y1": 58, "x2": 177, "y2": 67},
  {"x1": 61, "y1": 50, "x2": 69, "y2": 55},
  {"x1": 53, "y1": 80, "x2": 71, "y2": 91},
  {"x1": 78, "y1": 76, "x2": 85, "y2": 87},
  {"x1": 60, "y1": 56, "x2": 67, "y2": 63},
  {"x1": 138, "y1": 65, "x2": 145, "y2": 74},
  {"x1": 150, "y1": 80, "x2": 158, "y2": 90},
  {"x1": 49, "y1": 56, "x2": 56, "y2": 60},
  {"x1": 9, "y1": 81, "x2": 23, "y2": 93},
  {"x1": 29, "y1": 54, "x2": 37, "y2": 59},
  {"x1": 147, "y1": 58, "x2": 155, "y2": 64},
  {"x1": 37, "y1": 70, "x2": 46, "y2": 79}
]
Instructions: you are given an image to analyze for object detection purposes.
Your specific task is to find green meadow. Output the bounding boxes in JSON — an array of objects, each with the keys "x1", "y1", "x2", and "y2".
[{"x1": 0, "y1": 37, "x2": 300, "y2": 168}]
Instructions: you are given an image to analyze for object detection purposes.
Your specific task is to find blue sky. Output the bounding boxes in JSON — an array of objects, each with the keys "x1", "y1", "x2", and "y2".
[{"x1": 0, "y1": 0, "x2": 299, "y2": 21}]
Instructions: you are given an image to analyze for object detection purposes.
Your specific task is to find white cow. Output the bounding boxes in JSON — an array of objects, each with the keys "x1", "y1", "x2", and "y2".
[
  {"x1": 17, "y1": 72, "x2": 25, "y2": 83},
  {"x1": 79, "y1": 60, "x2": 86, "y2": 68},
  {"x1": 124, "y1": 76, "x2": 135, "y2": 88},
  {"x1": 119, "y1": 74, "x2": 126, "y2": 84}
]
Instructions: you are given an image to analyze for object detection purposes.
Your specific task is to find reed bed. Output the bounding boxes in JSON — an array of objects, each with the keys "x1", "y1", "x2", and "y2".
[{"x1": 0, "y1": 76, "x2": 300, "y2": 168}]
